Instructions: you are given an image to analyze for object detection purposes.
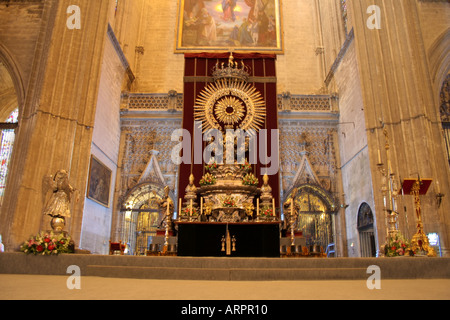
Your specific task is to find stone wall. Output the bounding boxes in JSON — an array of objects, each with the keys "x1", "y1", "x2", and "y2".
[
  {"x1": 111, "y1": 0, "x2": 332, "y2": 94},
  {"x1": 333, "y1": 40, "x2": 376, "y2": 257},
  {"x1": 79, "y1": 28, "x2": 126, "y2": 254}
]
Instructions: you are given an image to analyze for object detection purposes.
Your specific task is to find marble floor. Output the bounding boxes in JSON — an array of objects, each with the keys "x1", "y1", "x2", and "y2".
[{"x1": 1, "y1": 274, "x2": 449, "y2": 300}]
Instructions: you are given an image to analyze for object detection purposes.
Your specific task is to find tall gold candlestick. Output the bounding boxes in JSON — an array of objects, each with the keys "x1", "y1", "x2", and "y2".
[
  {"x1": 179, "y1": 198, "x2": 182, "y2": 217},
  {"x1": 190, "y1": 199, "x2": 193, "y2": 216},
  {"x1": 272, "y1": 198, "x2": 275, "y2": 216},
  {"x1": 256, "y1": 199, "x2": 259, "y2": 216},
  {"x1": 200, "y1": 197, "x2": 203, "y2": 215}
]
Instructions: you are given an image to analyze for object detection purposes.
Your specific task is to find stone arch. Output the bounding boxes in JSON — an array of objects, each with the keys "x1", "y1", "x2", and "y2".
[
  {"x1": 0, "y1": 44, "x2": 22, "y2": 206},
  {"x1": 428, "y1": 29, "x2": 450, "y2": 171},
  {"x1": 427, "y1": 28, "x2": 450, "y2": 108},
  {"x1": 357, "y1": 202, "x2": 376, "y2": 257},
  {"x1": 119, "y1": 182, "x2": 174, "y2": 255},
  {"x1": 439, "y1": 74, "x2": 450, "y2": 166},
  {"x1": 284, "y1": 183, "x2": 337, "y2": 212},
  {"x1": 0, "y1": 43, "x2": 25, "y2": 116},
  {"x1": 284, "y1": 183, "x2": 337, "y2": 248}
]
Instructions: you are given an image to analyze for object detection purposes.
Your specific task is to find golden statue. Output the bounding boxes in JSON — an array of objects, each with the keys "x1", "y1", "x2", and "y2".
[
  {"x1": 43, "y1": 170, "x2": 78, "y2": 218},
  {"x1": 243, "y1": 202, "x2": 255, "y2": 217},
  {"x1": 204, "y1": 200, "x2": 214, "y2": 216},
  {"x1": 42, "y1": 170, "x2": 79, "y2": 232}
]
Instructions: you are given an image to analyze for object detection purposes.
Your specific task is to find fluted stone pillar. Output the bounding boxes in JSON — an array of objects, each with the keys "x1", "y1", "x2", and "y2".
[
  {"x1": 0, "y1": 0, "x2": 111, "y2": 251},
  {"x1": 349, "y1": 0, "x2": 449, "y2": 255}
]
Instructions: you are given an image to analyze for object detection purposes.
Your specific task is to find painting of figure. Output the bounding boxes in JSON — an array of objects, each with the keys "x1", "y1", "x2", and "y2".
[
  {"x1": 222, "y1": 0, "x2": 237, "y2": 22},
  {"x1": 87, "y1": 156, "x2": 112, "y2": 207},
  {"x1": 177, "y1": 0, "x2": 283, "y2": 53}
]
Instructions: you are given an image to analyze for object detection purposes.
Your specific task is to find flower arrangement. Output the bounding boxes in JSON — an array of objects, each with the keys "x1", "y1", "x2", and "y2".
[
  {"x1": 259, "y1": 206, "x2": 274, "y2": 217},
  {"x1": 385, "y1": 233, "x2": 410, "y2": 257},
  {"x1": 205, "y1": 162, "x2": 218, "y2": 172},
  {"x1": 183, "y1": 206, "x2": 198, "y2": 216},
  {"x1": 199, "y1": 173, "x2": 216, "y2": 186},
  {"x1": 223, "y1": 196, "x2": 236, "y2": 207},
  {"x1": 239, "y1": 160, "x2": 252, "y2": 172},
  {"x1": 242, "y1": 173, "x2": 258, "y2": 186},
  {"x1": 20, "y1": 232, "x2": 73, "y2": 255}
]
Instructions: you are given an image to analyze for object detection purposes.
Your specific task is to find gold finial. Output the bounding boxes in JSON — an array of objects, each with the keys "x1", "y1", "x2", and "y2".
[{"x1": 228, "y1": 52, "x2": 234, "y2": 67}]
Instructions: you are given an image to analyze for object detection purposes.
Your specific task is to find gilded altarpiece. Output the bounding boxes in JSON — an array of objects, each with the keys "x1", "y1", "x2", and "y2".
[{"x1": 113, "y1": 91, "x2": 342, "y2": 254}]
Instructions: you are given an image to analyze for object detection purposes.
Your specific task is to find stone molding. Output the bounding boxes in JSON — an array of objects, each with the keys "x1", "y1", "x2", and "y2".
[{"x1": 121, "y1": 92, "x2": 334, "y2": 114}]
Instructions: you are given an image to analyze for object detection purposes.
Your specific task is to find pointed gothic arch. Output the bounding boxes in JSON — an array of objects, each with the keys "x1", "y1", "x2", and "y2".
[
  {"x1": 0, "y1": 51, "x2": 20, "y2": 206},
  {"x1": 117, "y1": 151, "x2": 176, "y2": 255},
  {"x1": 284, "y1": 183, "x2": 337, "y2": 248},
  {"x1": 357, "y1": 202, "x2": 376, "y2": 257},
  {"x1": 440, "y1": 73, "x2": 450, "y2": 167},
  {"x1": 0, "y1": 43, "x2": 24, "y2": 109}
]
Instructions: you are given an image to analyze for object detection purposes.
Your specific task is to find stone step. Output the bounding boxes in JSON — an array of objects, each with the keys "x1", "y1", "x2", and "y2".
[
  {"x1": 86, "y1": 264, "x2": 368, "y2": 281},
  {"x1": 1, "y1": 253, "x2": 449, "y2": 281}
]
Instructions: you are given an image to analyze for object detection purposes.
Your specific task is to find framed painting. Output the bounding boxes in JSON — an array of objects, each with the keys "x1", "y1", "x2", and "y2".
[
  {"x1": 176, "y1": 0, "x2": 283, "y2": 53},
  {"x1": 87, "y1": 155, "x2": 112, "y2": 207}
]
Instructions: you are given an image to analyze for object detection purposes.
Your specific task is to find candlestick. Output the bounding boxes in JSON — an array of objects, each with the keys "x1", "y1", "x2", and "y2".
[
  {"x1": 179, "y1": 198, "x2": 182, "y2": 217},
  {"x1": 200, "y1": 197, "x2": 203, "y2": 215},
  {"x1": 190, "y1": 199, "x2": 193, "y2": 216},
  {"x1": 256, "y1": 199, "x2": 259, "y2": 216},
  {"x1": 272, "y1": 198, "x2": 275, "y2": 216}
]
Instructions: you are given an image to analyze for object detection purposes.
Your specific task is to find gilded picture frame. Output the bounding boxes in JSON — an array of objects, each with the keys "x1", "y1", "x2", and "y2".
[
  {"x1": 87, "y1": 155, "x2": 112, "y2": 207},
  {"x1": 176, "y1": 0, "x2": 283, "y2": 53}
]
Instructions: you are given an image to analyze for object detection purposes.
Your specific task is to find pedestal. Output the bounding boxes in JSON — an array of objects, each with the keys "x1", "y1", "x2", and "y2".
[{"x1": 402, "y1": 178, "x2": 436, "y2": 257}]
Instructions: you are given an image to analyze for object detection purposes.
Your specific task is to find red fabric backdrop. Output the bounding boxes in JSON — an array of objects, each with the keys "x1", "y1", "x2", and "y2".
[{"x1": 179, "y1": 53, "x2": 280, "y2": 215}]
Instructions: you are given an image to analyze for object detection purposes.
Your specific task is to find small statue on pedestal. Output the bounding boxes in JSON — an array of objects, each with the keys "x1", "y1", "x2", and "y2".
[
  {"x1": 158, "y1": 186, "x2": 174, "y2": 229},
  {"x1": 181, "y1": 174, "x2": 200, "y2": 221},
  {"x1": 42, "y1": 170, "x2": 79, "y2": 234}
]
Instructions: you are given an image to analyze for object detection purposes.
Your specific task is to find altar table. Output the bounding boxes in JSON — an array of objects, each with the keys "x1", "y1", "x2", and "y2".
[{"x1": 176, "y1": 222, "x2": 280, "y2": 257}]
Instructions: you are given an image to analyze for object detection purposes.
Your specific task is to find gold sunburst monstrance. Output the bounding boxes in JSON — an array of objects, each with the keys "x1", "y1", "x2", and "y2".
[
  {"x1": 194, "y1": 78, "x2": 266, "y2": 133},
  {"x1": 214, "y1": 96, "x2": 245, "y2": 125}
]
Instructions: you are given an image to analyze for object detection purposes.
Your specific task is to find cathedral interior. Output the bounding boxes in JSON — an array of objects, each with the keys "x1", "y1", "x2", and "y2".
[{"x1": 0, "y1": 0, "x2": 449, "y2": 265}]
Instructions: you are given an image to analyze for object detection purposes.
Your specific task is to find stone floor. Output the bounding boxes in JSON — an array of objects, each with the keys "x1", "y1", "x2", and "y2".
[{"x1": 1, "y1": 274, "x2": 449, "y2": 300}]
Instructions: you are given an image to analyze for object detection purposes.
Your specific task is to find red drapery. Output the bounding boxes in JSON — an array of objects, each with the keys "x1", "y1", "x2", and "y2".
[{"x1": 179, "y1": 53, "x2": 280, "y2": 214}]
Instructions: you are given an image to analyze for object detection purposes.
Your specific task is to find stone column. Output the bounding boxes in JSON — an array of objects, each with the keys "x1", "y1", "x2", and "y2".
[
  {"x1": 0, "y1": 0, "x2": 111, "y2": 250},
  {"x1": 349, "y1": 0, "x2": 449, "y2": 255}
]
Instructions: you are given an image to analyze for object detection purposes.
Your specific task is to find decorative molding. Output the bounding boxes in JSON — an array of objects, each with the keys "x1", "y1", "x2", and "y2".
[
  {"x1": 122, "y1": 92, "x2": 184, "y2": 111},
  {"x1": 122, "y1": 92, "x2": 333, "y2": 114},
  {"x1": 136, "y1": 150, "x2": 166, "y2": 187},
  {"x1": 278, "y1": 94, "x2": 332, "y2": 112},
  {"x1": 107, "y1": 24, "x2": 135, "y2": 84},
  {"x1": 324, "y1": 28, "x2": 354, "y2": 86},
  {"x1": 183, "y1": 76, "x2": 277, "y2": 83}
]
